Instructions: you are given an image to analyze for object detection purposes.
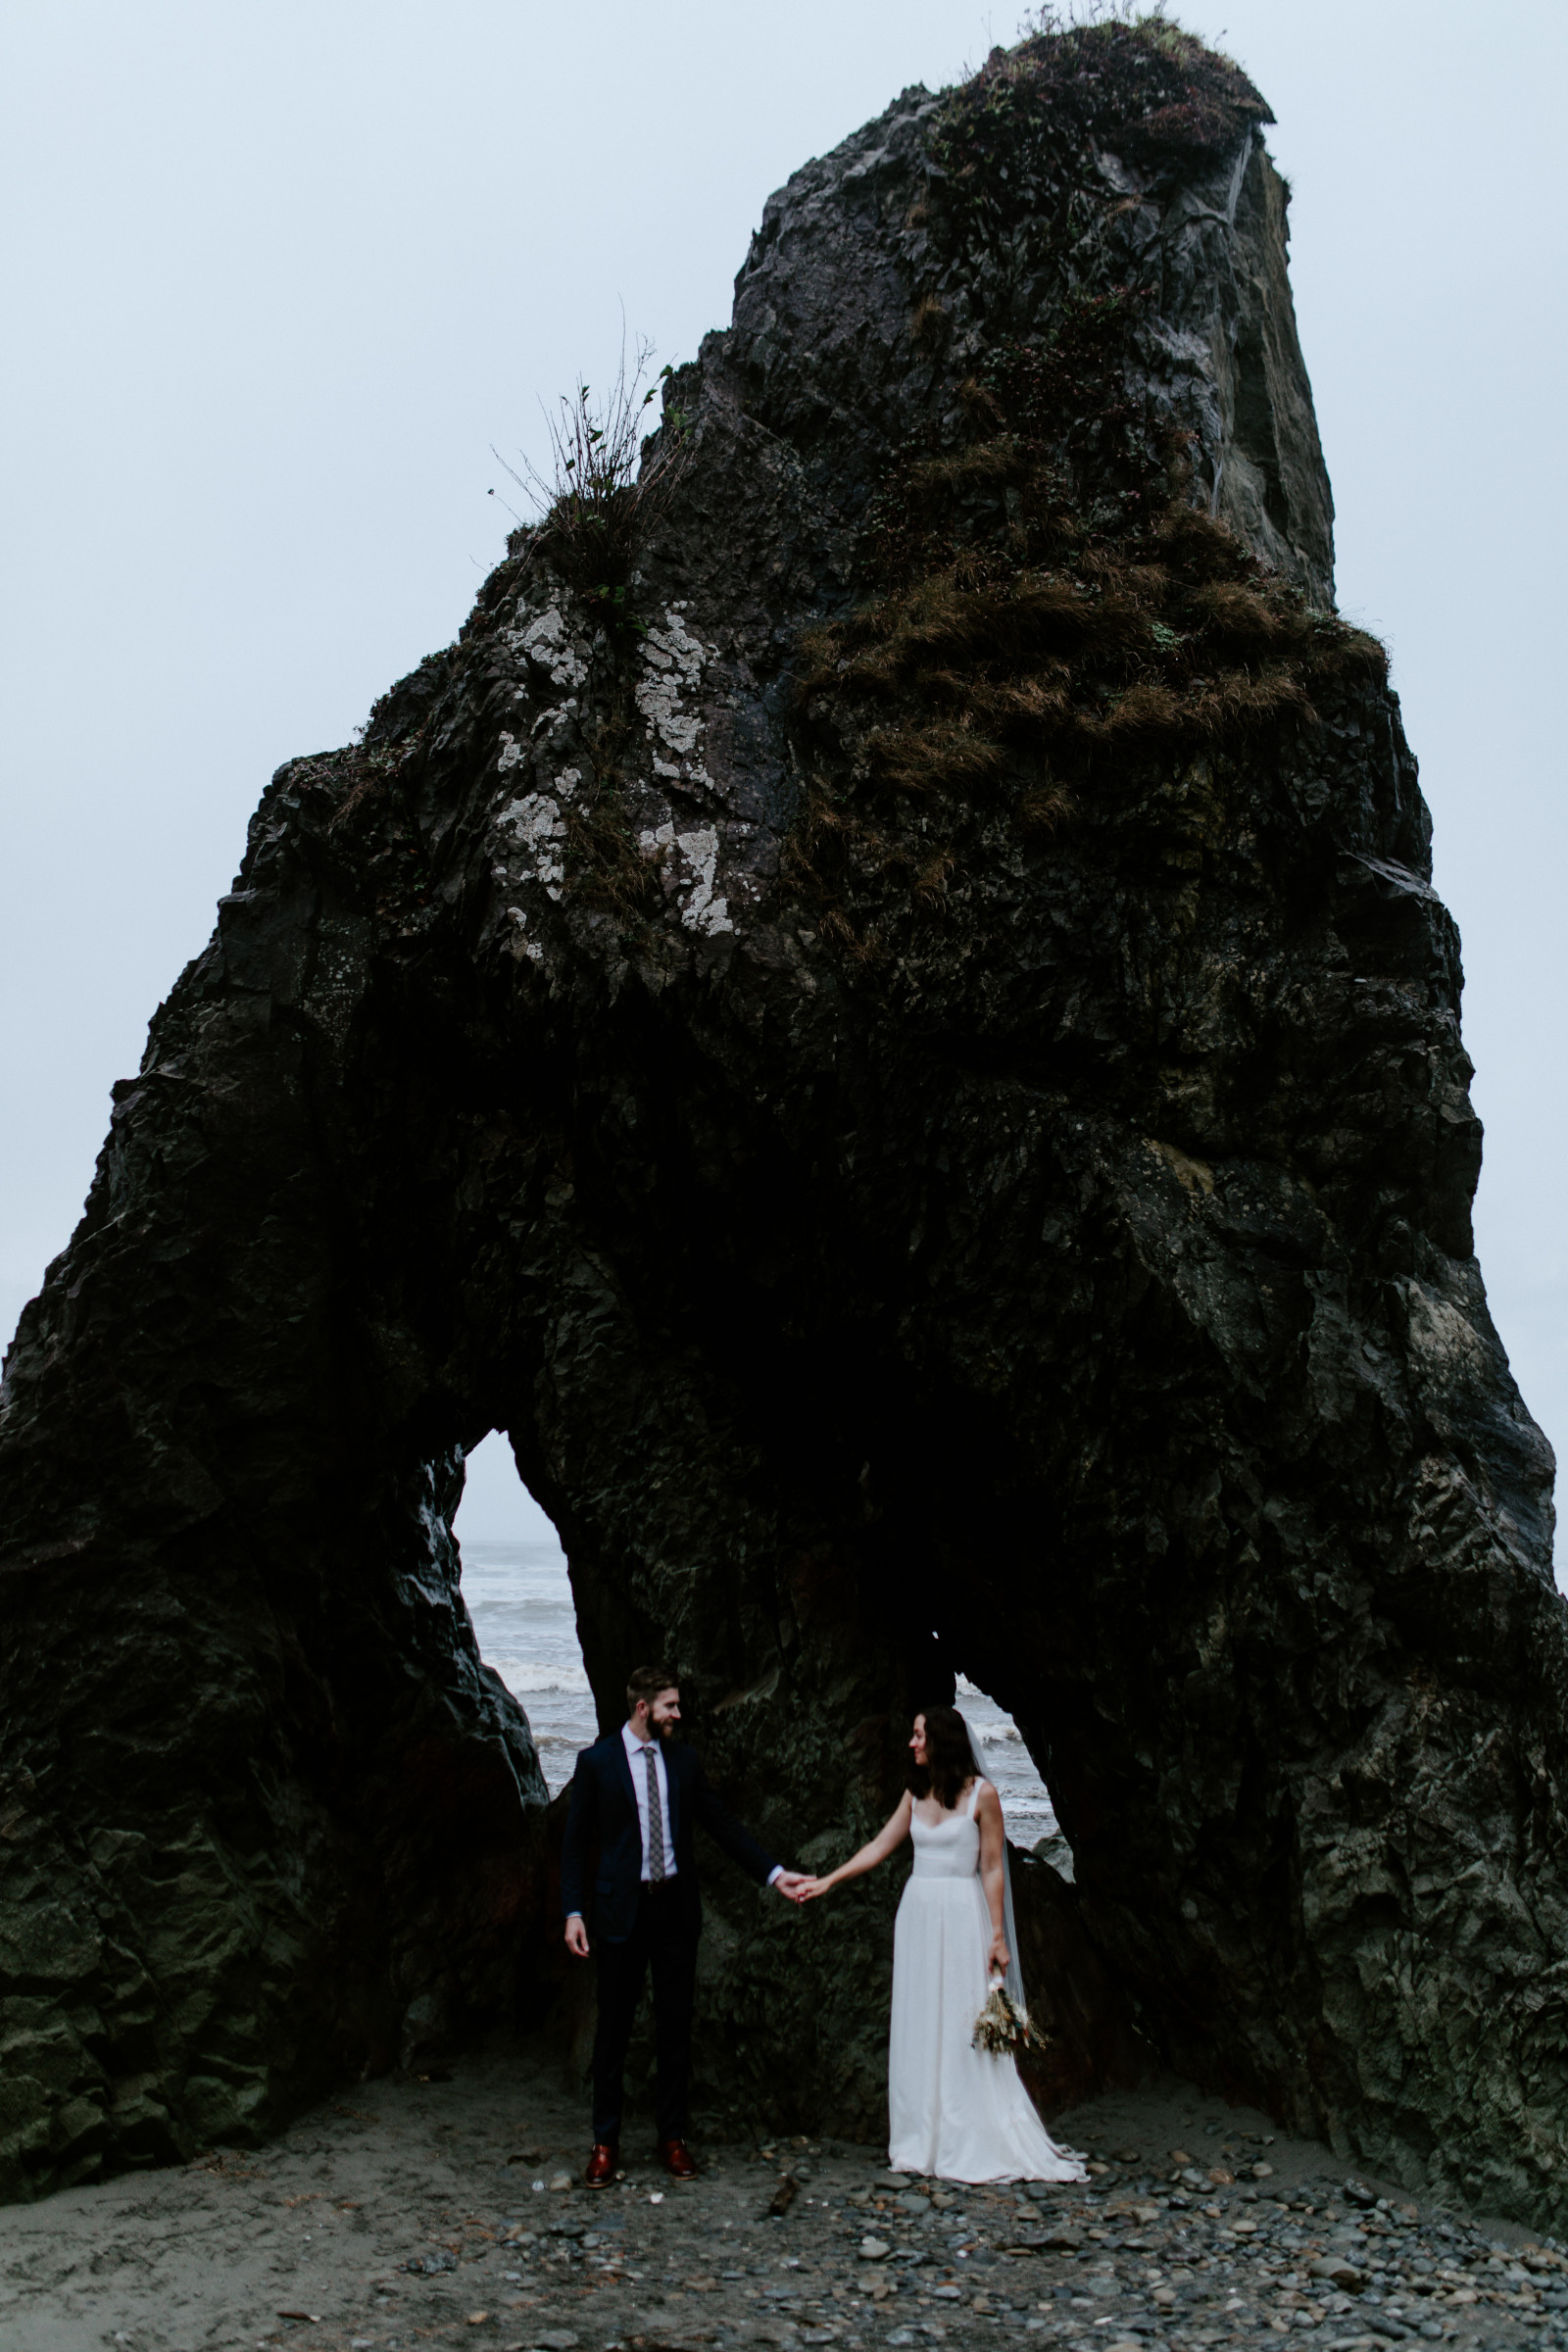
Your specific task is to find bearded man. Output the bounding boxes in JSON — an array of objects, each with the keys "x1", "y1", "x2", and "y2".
[{"x1": 561, "y1": 1664, "x2": 808, "y2": 2183}]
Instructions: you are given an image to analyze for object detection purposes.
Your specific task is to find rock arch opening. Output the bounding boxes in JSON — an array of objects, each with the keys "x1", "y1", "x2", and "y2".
[
  {"x1": 454, "y1": 1433, "x2": 592, "y2": 1798},
  {"x1": 955, "y1": 1677, "x2": 1071, "y2": 1883}
]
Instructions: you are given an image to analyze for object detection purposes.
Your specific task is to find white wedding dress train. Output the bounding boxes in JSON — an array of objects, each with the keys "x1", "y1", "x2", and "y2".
[{"x1": 887, "y1": 1779, "x2": 1086, "y2": 2183}]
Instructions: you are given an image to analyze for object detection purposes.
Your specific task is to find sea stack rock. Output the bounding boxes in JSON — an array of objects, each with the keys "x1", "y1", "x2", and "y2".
[{"x1": 2, "y1": 22, "x2": 1562, "y2": 2224}]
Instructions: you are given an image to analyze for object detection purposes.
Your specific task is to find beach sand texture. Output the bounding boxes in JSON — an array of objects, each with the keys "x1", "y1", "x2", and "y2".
[{"x1": 3, "y1": 2043, "x2": 1558, "y2": 2352}]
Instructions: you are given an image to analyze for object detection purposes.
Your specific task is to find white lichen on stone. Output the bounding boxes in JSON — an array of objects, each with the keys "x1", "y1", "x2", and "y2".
[
  {"x1": 638, "y1": 819, "x2": 733, "y2": 937},
  {"x1": 531, "y1": 699, "x2": 578, "y2": 744},
  {"x1": 511, "y1": 602, "x2": 588, "y2": 691},
  {"x1": 506, "y1": 906, "x2": 545, "y2": 963},
  {"x1": 492, "y1": 594, "x2": 728, "y2": 940},
  {"x1": 498, "y1": 792, "x2": 567, "y2": 901},
  {"x1": 636, "y1": 607, "x2": 711, "y2": 780}
]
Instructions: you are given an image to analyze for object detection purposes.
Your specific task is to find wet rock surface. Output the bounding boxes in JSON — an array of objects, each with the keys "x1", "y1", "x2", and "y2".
[
  {"x1": 2, "y1": 18, "x2": 1564, "y2": 2230},
  {"x1": 8, "y1": 2048, "x2": 1568, "y2": 2352}
]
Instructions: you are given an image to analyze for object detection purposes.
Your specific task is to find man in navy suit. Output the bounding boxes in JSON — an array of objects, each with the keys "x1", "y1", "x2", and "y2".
[{"x1": 563, "y1": 1663, "x2": 808, "y2": 2184}]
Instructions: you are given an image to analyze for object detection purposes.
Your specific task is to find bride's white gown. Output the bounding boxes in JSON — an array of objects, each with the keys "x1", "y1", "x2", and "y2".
[{"x1": 888, "y1": 1780, "x2": 1086, "y2": 2183}]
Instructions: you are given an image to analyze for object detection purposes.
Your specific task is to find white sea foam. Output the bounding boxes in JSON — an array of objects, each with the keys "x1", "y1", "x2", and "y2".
[{"x1": 485, "y1": 1658, "x2": 591, "y2": 1694}]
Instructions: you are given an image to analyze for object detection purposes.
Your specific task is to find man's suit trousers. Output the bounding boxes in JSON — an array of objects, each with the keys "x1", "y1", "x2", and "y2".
[{"x1": 591, "y1": 1881, "x2": 697, "y2": 2144}]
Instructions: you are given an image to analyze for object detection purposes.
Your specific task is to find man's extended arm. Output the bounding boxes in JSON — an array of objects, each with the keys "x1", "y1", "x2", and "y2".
[
  {"x1": 690, "y1": 1756, "x2": 808, "y2": 1899},
  {"x1": 561, "y1": 1752, "x2": 597, "y2": 1952}
]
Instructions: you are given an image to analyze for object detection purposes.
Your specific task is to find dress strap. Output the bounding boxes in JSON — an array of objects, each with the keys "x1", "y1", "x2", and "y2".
[{"x1": 966, "y1": 1777, "x2": 985, "y2": 1819}]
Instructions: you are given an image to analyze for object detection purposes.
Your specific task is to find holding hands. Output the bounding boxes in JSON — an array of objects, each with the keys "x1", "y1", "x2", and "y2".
[{"x1": 771, "y1": 1870, "x2": 835, "y2": 1904}]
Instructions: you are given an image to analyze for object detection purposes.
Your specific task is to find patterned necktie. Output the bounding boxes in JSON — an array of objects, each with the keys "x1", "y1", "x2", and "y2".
[{"x1": 644, "y1": 1744, "x2": 666, "y2": 1883}]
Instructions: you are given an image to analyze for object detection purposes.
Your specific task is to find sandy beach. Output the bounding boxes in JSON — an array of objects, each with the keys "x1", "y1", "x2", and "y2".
[{"x1": 4, "y1": 2042, "x2": 1559, "y2": 2352}]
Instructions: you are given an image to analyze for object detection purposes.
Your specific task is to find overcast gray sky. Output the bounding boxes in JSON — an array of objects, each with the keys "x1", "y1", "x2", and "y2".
[{"x1": 4, "y1": 0, "x2": 1563, "y2": 1556}]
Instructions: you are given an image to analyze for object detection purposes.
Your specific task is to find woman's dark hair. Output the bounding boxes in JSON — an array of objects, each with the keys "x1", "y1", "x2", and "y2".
[{"x1": 907, "y1": 1703, "x2": 975, "y2": 1811}]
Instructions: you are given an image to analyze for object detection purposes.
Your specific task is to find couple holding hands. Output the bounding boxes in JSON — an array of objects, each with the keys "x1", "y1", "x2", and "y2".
[{"x1": 561, "y1": 1665, "x2": 1085, "y2": 2188}]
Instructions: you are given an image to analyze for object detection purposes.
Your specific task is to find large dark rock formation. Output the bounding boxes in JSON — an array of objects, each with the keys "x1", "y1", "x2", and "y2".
[{"x1": 3, "y1": 22, "x2": 1563, "y2": 2223}]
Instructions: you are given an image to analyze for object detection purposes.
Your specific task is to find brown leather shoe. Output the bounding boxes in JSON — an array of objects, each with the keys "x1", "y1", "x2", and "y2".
[
  {"x1": 584, "y1": 2141, "x2": 618, "y2": 2187},
  {"x1": 657, "y1": 2135, "x2": 699, "y2": 2180}
]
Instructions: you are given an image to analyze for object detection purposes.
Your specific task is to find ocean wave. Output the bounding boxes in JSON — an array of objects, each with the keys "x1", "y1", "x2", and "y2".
[{"x1": 491, "y1": 1660, "x2": 592, "y2": 1693}]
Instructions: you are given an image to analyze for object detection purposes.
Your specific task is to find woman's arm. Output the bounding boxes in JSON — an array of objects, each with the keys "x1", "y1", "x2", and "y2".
[
  {"x1": 975, "y1": 1781, "x2": 1009, "y2": 1974},
  {"x1": 800, "y1": 1791, "x2": 913, "y2": 1897}
]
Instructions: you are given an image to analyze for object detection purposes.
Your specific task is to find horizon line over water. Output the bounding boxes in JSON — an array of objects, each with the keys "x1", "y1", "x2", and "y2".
[{"x1": 459, "y1": 1534, "x2": 1067, "y2": 1864}]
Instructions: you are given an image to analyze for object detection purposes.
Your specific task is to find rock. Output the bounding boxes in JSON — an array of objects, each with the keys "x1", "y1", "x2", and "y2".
[
  {"x1": 858, "y1": 2238, "x2": 891, "y2": 2261},
  {"x1": 0, "y1": 12, "x2": 1564, "y2": 2233},
  {"x1": 1031, "y1": 1828, "x2": 1076, "y2": 1884}
]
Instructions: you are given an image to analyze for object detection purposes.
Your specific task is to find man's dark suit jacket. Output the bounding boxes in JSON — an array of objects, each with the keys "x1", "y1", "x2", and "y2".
[{"x1": 561, "y1": 1731, "x2": 778, "y2": 1942}]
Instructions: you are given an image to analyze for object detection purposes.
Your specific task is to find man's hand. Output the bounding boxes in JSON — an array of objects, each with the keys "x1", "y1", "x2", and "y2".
[
  {"x1": 564, "y1": 1914, "x2": 590, "y2": 1958},
  {"x1": 772, "y1": 1871, "x2": 810, "y2": 1904}
]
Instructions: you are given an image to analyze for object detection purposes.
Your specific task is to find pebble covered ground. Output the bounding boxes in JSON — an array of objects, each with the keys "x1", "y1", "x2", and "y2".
[{"x1": 6, "y1": 2048, "x2": 1566, "y2": 2352}]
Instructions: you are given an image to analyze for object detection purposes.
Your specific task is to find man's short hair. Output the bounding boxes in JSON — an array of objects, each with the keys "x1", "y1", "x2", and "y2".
[{"x1": 626, "y1": 1663, "x2": 679, "y2": 1715}]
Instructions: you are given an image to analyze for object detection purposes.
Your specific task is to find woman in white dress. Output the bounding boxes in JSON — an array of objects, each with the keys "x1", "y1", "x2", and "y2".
[{"x1": 801, "y1": 1704, "x2": 1085, "y2": 2184}]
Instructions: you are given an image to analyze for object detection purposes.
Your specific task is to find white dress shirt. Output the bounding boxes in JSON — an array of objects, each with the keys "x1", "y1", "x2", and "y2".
[
  {"x1": 562, "y1": 1723, "x2": 788, "y2": 1915},
  {"x1": 623, "y1": 1718, "x2": 678, "y2": 1881},
  {"x1": 620, "y1": 1719, "x2": 784, "y2": 1889}
]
